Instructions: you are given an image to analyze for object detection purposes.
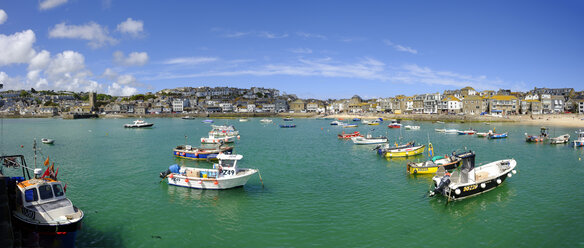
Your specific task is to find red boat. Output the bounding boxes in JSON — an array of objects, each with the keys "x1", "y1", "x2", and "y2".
[
  {"x1": 388, "y1": 123, "x2": 402, "y2": 128},
  {"x1": 338, "y1": 131, "x2": 363, "y2": 139}
]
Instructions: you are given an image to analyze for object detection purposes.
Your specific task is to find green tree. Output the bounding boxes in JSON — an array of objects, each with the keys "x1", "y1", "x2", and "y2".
[{"x1": 20, "y1": 90, "x2": 30, "y2": 98}]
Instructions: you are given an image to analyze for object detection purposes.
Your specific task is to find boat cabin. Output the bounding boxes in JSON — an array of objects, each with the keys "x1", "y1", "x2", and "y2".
[
  {"x1": 447, "y1": 151, "x2": 477, "y2": 184},
  {"x1": 540, "y1": 127, "x2": 549, "y2": 137},
  {"x1": 215, "y1": 154, "x2": 243, "y2": 176}
]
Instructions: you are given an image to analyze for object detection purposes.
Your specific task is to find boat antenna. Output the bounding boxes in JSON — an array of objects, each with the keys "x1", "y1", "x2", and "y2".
[{"x1": 33, "y1": 139, "x2": 37, "y2": 169}]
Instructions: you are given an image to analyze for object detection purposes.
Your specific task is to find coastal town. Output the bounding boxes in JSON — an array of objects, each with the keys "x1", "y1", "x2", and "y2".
[{"x1": 1, "y1": 85, "x2": 583, "y2": 118}]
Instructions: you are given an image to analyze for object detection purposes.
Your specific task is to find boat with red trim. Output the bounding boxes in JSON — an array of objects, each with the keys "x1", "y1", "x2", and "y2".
[
  {"x1": 338, "y1": 131, "x2": 363, "y2": 139},
  {"x1": 173, "y1": 145, "x2": 233, "y2": 160}
]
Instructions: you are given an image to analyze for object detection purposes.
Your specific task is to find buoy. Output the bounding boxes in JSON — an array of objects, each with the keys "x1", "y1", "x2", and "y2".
[
  {"x1": 512, "y1": 170, "x2": 517, "y2": 174},
  {"x1": 199, "y1": 180, "x2": 202, "y2": 184},
  {"x1": 185, "y1": 178, "x2": 189, "y2": 183},
  {"x1": 169, "y1": 174, "x2": 173, "y2": 179},
  {"x1": 214, "y1": 180, "x2": 218, "y2": 185},
  {"x1": 455, "y1": 189, "x2": 461, "y2": 195},
  {"x1": 480, "y1": 183, "x2": 486, "y2": 189},
  {"x1": 20, "y1": 145, "x2": 24, "y2": 148},
  {"x1": 496, "y1": 178, "x2": 502, "y2": 184},
  {"x1": 507, "y1": 173, "x2": 512, "y2": 178}
]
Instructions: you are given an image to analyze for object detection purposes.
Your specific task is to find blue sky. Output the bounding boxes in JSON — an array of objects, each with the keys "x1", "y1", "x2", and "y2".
[{"x1": 0, "y1": 1, "x2": 582, "y2": 99}]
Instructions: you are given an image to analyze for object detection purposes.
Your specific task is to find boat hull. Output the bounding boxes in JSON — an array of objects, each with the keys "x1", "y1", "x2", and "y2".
[
  {"x1": 384, "y1": 145, "x2": 425, "y2": 158},
  {"x1": 12, "y1": 209, "x2": 83, "y2": 233},
  {"x1": 173, "y1": 147, "x2": 233, "y2": 160},
  {"x1": 407, "y1": 160, "x2": 459, "y2": 175},
  {"x1": 124, "y1": 123, "x2": 153, "y2": 128},
  {"x1": 167, "y1": 170, "x2": 257, "y2": 190},
  {"x1": 443, "y1": 174, "x2": 510, "y2": 201}
]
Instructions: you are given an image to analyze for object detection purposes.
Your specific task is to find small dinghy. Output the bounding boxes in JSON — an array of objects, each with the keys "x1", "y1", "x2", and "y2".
[
  {"x1": 573, "y1": 130, "x2": 584, "y2": 147},
  {"x1": 338, "y1": 131, "x2": 363, "y2": 139},
  {"x1": 351, "y1": 134, "x2": 388, "y2": 145},
  {"x1": 173, "y1": 144, "x2": 233, "y2": 160},
  {"x1": 407, "y1": 150, "x2": 463, "y2": 175},
  {"x1": 260, "y1": 118, "x2": 273, "y2": 124},
  {"x1": 280, "y1": 124, "x2": 296, "y2": 128},
  {"x1": 525, "y1": 127, "x2": 549, "y2": 142},
  {"x1": 404, "y1": 125, "x2": 420, "y2": 130},
  {"x1": 41, "y1": 138, "x2": 54, "y2": 144},
  {"x1": 429, "y1": 151, "x2": 517, "y2": 201}
]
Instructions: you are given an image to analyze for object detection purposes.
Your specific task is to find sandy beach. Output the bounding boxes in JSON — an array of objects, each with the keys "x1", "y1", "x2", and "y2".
[{"x1": 325, "y1": 113, "x2": 584, "y2": 128}]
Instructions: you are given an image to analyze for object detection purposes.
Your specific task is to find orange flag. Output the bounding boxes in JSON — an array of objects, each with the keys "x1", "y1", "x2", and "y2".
[{"x1": 44, "y1": 156, "x2": 50, "y2": 166}]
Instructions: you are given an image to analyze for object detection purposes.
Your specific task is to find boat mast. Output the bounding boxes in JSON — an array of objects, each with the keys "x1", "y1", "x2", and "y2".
[{"x1": 33, "y1": 139, "x2": 37, "y2": 169}]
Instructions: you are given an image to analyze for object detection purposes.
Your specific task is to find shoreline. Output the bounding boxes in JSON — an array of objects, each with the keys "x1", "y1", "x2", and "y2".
[{"x1": 2, "y1": 112, "x2": 583, "y2": 128}]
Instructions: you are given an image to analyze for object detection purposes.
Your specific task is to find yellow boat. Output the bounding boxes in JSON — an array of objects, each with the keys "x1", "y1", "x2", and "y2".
[
  {"x1": 406, "y1": 155, "x2": 461, "y2": 174},
  {"x1": 384, "y1": 145, "x2": 425, "y2": 158}
]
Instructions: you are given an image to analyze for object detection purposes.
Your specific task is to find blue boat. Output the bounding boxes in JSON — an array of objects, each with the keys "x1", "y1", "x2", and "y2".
[
  {"x1": 488, "y1": 132, "x2": 508, "y2": 139},
  {"x1": 173, "y1": 145, "x2": 233, "y2": 160},
  {"x1": 280, "y1": 124, "x2": 296, "y2": 128},
  {"x1": 202, "y1": 119, "x2": 214, "y2": 123},
  {"x1": 283, "y1": 117, "x2": 294, "y2": 121},
  {"x1": 353, "y1": 118, "x2": 361, "y2": 122}
]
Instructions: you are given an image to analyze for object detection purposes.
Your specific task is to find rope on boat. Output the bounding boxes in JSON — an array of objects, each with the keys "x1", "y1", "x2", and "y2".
[{"x1": 257, "y1": 169, "x2": 264, "y2": 188}]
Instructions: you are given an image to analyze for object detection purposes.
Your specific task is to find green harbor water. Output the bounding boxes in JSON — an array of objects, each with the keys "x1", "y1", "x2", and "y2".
[{"x1": 1, "y1": 118, "x2": 583, "y2": 247}]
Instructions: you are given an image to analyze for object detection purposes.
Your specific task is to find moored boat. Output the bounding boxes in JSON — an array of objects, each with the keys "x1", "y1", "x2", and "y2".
[
  {"x1": 283, "y1": 117, "x2": 294, "y2": 121},
  {"x1": 202, "y1": 119, "x2": 214, "y2": 123},
  {"x1": 41, "y1": 138, "x2": 54, "y2": 144},
  {"x1": 2, "y1": 153, "x2": 84, "y2": 243},
  {"x1": 182, "y1": 116, "x2": 196, "y2": 120},
  {"x1": 351, "y1": 134, "x2": 388, "y2": 145},
  {"x1": 444, "y1": 129, "x2": 459, "y2": 134},
  {"x1": 388, "y1": 119, "x2": 402, "y2": 128},
  {"x1": 209, "y1": 125, "x2": 239, "y2": 136},
  {"x1": 476, "y1": 132, "x2": 489, "y2": 137},
  {"x1": 201, "y1": 134, "x2": 237, "y2": 144},
  {"x1": 239, "y1": 118, "x2": 249, "y2": 122},
  {"x1": 435, "y1": 128, "x2": 446, "y2": 133},
  {"x1": 124, "y1": 119, "x2": 154, "y2": 128},
  {"x1": 383, "y1": 145, "x2": 425, "y2": 158},
  {"x1": 429, "y1": 151, "x2": 517, "y2": 201},
  {"x1": 406, "y1": 151, "x2": 463, "y2": 175},
  {"x1": 280, "y1": 124, "x2": 296, "y2": 128},
  {"x1": 330, "y1": 120, "x2": 342, "y2": 125},
  {"x1": 173, "y1": 145, "x2": 233, "y2": 160},
  {"x1": 573, "y1": 130, "x2": 584, "y2": 147},
  {"x1": 260, "y1": 118, "x2": 273, "y2": 124},
  {"x1": 160, "y1": 153, "x2": 258, "y2": 190},
  {"x1": 525, "y1": 127, "x2": 549, "y2": 142},
  {"x1": 550, "y1": 134, "x2": 570, "y2": 144},
  {"x1": 375, "y1": 141, "x2": 415, "y2": 154},
  {"x1": 338, "y1": 131, "x2": 363, "y2": 139},
  {"x1": 342, "y1": 123, "x2": 358, "y2": 128},
  {"x1": 404, "y1": 125, "x2": 420, "y2": 130},
  {"x1": 457, "y1": 130, "x2": 476, "y2": 135},
  {"x1": 488, "y1": 131, "x2": 508, "y2": 139}
]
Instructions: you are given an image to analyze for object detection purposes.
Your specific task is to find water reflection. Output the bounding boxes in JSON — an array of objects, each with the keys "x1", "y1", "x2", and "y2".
[{"x1": 428, "y1": 184, "x2": 516, "y2": 218}]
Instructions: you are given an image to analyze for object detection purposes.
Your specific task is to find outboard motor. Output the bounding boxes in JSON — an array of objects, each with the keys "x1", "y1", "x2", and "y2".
[
  {"x1": 160, "y1": 164, "x2": 181, "y2": 178},
  {"x1": 429, "y1": 175, "x2": 451, "y2": 197},
  {"x1": 159, "y1": 169, "x2": 171, "y2": 178}
]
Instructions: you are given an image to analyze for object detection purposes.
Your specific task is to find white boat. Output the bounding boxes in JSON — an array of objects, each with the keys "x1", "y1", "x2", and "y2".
[
  {"x1": 239, "y1": 118, "x2": 249, "y2": 122},
  {"x1": 550, "y1": 134, "x2": 570, "y2": 144},
  {"x1": 404, "y1": 125, "x2": 420, "y2": 130},
  {"x1": 435, "y1": 128, "x2": 446, "y2": 133},
  {"x1": 330, "y1": 120, "x2": 343, "y2": 125},
  {"x1": 124, "y1": 119, "x2": 154, "y2": 128},
  {"x1": 201, "y1": 134, "x2": 237, "y2": 144},
  {"x1": 429, "y1": 151, "x2": 517, "y2": 201},
  {"x1": 182, "y1": 116, "x2": 196, "y2": 120},
  {"x1": 210, "y1": 125, "x2": 239, "y2": 136},
  {"x1": 444, "y1": 129, "x2": 459, "y2": 134},
  {"x1": 41, "y1": 138, "x2": 54, "y2": 144},
  {"x1": 160, "y1": 153, "x2": 258, "y2": 189},
  {"x1": 2, "y1": 154, "x2": 83, "y2": 237},
  {"x1": 260, "y1": 118, "x2": 273, "y2": 123},
  {"x1": 574, "y1": 130, "x2": 584, "y2": 147},
  {"x1": 351, "y1": 134, "x2": 388, "y2": 145}
]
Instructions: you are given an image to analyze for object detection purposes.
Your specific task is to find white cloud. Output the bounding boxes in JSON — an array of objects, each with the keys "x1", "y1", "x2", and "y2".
[
  {"x1": 290, "y1": 48, "x2": 313, "y2": 54},
  {"x1": 296, "y1": 32, "x2": 326, "y2": 40},
  {"x1": 39, "y1": 0, "x2": 68, "y2": 10},
  {"x1": 49, "y1": 22, "x2": 117, "y2": 48},
  {"x1": 163, "y1": 57, "x2": 218, "y2": 65},
  {"x1": 28, "y1": 50, "x2": 51, "y2": 71},
  {"x1": 258, "y1": 31, "x2": 288, "y2": 39},
  {"x1": 219, "y1": 29, "x2": 288, "y2": 39},
  {"x1": 391, "y1": 64, "x2": 507, "y2": 91},
  {"x1": 113, "y1": 51, "x2": 149, "y2": 66},
  {"x1": 383, "y1": 40, "x2": 418, "y2": 54},
  {"x1": 107, "y1": 82, "x2": 137, "y2": 96},
  {"x1": 102, "y1": 68, "x2": 118, "y2": 80},
  {"x1": 116, "y1": 74, "x2": 137, "y2": 85},
  {"x1": 0, "y1": 30, "x2": 37, "y2": 66},
  {"x1": 116, "y1": 18, "x2": 144, "y2": 36},
  {"x1": 0, "y1": 9, "x2": 7, "y2": 25},
  {"x1": 224, "y1": 31, "x2": 250, "y2": 38}
]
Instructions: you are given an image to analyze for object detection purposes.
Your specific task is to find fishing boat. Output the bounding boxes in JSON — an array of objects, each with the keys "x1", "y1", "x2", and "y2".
[
  {"x1": 124, "y1": 119, "x2": 154, "y2": 128},
  {"x1": 239, "y1": 118, "x2": 249, "y2": 122},
  {"x1": 383, "y1": 145, "x2": 425, "y2": 158},
  {"x1": 388, "y1": 120, "x2": 402, "y2": 128},
  {"x1": 488, "y1": 131, "x2": 508, "y2": 139},
  {"x1": 368, "y1": 119, "x2": 381, "y2": 126},
  {"x1": 573, "y1": 130, "x2": 584, "y2": 147},
  {"x1": 457, "y1": 130, "x2": 476, "y2": 135},
  {"x1": 283, "y1": 117, "x2": 294, "y2": 121},
  {"x1": 209, "y1": 125, "x2": 239, "y2": 136},
  {"x1": 330, "y1": 120, "x2": 343, "y2": 125},
  {"x1": 173, "y1": 145, "x2": 233, "y2": 160},
  {"x1": 201, "y1": 134, "x2": 236, "y2": 144},
  {"x1": 435, "y1": 128, "x2": 446, "y2": 133},
  {"x1": 525, "y1": 127, "x2": 549, "y2": 142},
  {"x1": 41, "y1": 138, "x2": 54, "y2": 144},
  {"x1": 182, "y1": 116, "x2": 196, "y2": 120},
  {"x1": 342, "y1": 123, "x2": 358, "y2": 128},
  {"x1": 404, "y1": 125, "x2": 420, "y2": 130},
  {"x1": 338, "y1": 131, "x2": 363, "y2": 139},
  {"x1": 1, "y1": 151, "x2": 83, "y2": 242},
  {"x1": 351, "y1": 134, "x2": 388, "y2": 145},
  {"x1": 549, "y1": 134, "x2": 570, "y2": 144},
  {"x1": 280, "y1": 124, "x2": 296, "y2": 128},
  {"x1": 160, "y1": 153, "x2": 258, "y2": 190},
  {"x1": 428, "y1": 151, "x2": 517, "y2": 201},
  {"x1": 444, "y1": 129, "x2": 459, "y2": 134},
  {"x1": 353, "y1": 118, "x2": 361, "y2": 122},
  {"x1": 435, "y1": 121, "x2": 445, "y2": 124},
  {"x1": 406, "y1": 150, "x2": 464, "y2": 175},
  {"x1": 260, "y1": 118, "x2": 273, "y2": 124},
  {"x1": 202, "y1": 119, "x2": 214, "y2": 123}
]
